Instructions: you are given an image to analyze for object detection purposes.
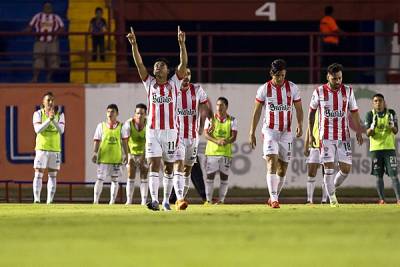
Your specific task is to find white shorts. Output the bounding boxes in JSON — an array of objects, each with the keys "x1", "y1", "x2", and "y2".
[
  {"x1": 127, "y1": 154, "x2": 148, "y2": 169},
  {"x1": 145, "y1": 129, "x2": 178, "y2": 163},
  {"x1": 262, "y1": 128, "x2": 293, "y2": 163},
  {"x1": 306, "y1": 148, "x2": 321, "y2": 164},
  {"x1": 97, "y1": 163, "x2": 122, "y2": 180},
  {"x1": 321, "y1": 139, "x2": 352, "y2": 165},
  {"x1": 206, "y1": 156, "x2": 232, "y2": 175},
  {"x1": 175, "y1": 138, "x2": 199, "y2": 166},
  {"x1": 33, "y1": 150, "x2": 61, "y2": 170}
]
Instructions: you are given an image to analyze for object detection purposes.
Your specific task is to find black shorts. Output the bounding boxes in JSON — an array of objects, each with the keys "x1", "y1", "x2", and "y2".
[{"x1": 370, "y1": 150, "x2": 398, "y2": 177}]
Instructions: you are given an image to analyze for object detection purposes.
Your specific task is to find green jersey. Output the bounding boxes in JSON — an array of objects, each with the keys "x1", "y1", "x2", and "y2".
[
  {"x1": 98, "y1": 122, "x2": 123, "y2": 164},
  {"x1": 365, "y1": 109, "x2": 397, "y2": 151},
  {"x1": 128, "y1": 120, "x2": 146, "y2": 155},
  {"x1": 205, "y1": 115, "x2": 236, "y2": 158},
  {"x1": 35, "y1": 109, "x2": 62, "y2": 152}
]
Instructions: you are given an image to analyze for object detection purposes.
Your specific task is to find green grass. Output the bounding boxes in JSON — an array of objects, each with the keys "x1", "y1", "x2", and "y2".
[{"x1": 0, "y1": 204, "x2": 399, "y2": 267}]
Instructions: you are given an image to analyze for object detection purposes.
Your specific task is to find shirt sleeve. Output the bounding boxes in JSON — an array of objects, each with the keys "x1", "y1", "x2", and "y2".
[
  {"x1": 231, "y1": 117, "x2": 238, "y2": 132},
  {"x1": 93, "y1": 123, "x2": 103, "y2": 141},
  {"x1": 389, "y1": 109, "x2": 398, "y2": 128},
  {"x1": 52, "y1": 113, "x2": 65, "y2": 134},
  {"x1": 142, "y1": 75, "x2": 155, "y2": 94},
  {"x1": 29, "y1": 13, "x2": 39, "y2": 27},
  {"x1": 309, "y1": 89, "x2": 319, "y2": 110},
  {"x1": 348, "y1": 88, "x2": 358, "y2": 112},
  {"x1": 291, "y1": 82, "x2": 301, "y2": 102},
  {"x1": 121, "y1": 122, "x2": 130, "y2": 139},
  {"x1": 55, "y1": 15, "x2": 64, "y2": 28},
  {"x1": 328, "y1": 17, "x2": 339, "y2": 31},
  {"x1": 255, "y1": 84, "x2": 266, "y2": 103},
  {"x1": 170, "y1": 73, "x2": 183, "y2": 90},
  {"x1": 204, "y1": 118, "x2": 211, "y2": 130},
  {"x1": 364, "y1": 111, "x2": 372, "y2": 129},
  {"x1": 197, "y1": 85, "x2": 208, "y2": 104}
]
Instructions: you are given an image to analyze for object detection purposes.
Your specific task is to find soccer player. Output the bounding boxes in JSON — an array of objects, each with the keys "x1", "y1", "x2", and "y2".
[
  {"x1": 204, "y1": 97, "x2": 237, "y2": 204},
  {"x1": 124, "y1": 103, "x2": 149, "y2": 205},
  {"x1": 304, "y1": 111, "x2": 328, "y2": 204},
  {"x1": 174, "y1": 68, "x2": 211, "y2": 201},
  {"x1": 365, "y1": 94, "x2": 400, "y2": 204},
  {"x1": 32, "y1": 91, "x2": 65, "y2": 204},
  {"x1": 249, "y1": 59, "x2": 303, "y2": 209},
  {"x1": 126, "y1": 26, "x2": 188, "y2": 211},
  {"x1": 92, "y1": 104, "x2": 129, "y2": 204},
  {"x1": 309, "y1": 63, "x2": 363, "y2": 207}
]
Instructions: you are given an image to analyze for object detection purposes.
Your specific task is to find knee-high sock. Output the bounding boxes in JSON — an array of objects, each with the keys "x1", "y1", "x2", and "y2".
[
  {"x1": 307, "y1": 176, "x2": 316, "y2": 203},
  {"x1": 334, "y1": 170, "x2": 348, "y2": 187},
  {"x1": 266, "y1": 173, "x2": 279, "y2": 202},
  {"x1": 376, "y1": 176, "x2": 385, "y2": 200},
  {"x1": 183, "y1": 175, "x2": 191, "y2": 197},
  {"x1": 162, "y1": 173, "x2": 174, "y2": 204},
  {"x1": 173, "y1": 172, "x2": 185, "y2": 201},
  {"x1": 390, "y1": 176, "x2": 400, "y2": 201},
  {"x1": 321, "y1": 181, "x2": 328, "y2": 203},
  {"x1": 33, "y1": 171, "x2": 43, "y2": 203},
  {"x1": 148, "y1": 172, "x2": 159, "y2": 203},
  {"x1": 46, "y1": 171, "x2": 57, "y2": 204},
  {"x1": 277, "y1": 175, "x2": 286, "y2": 196},
  {"x1": 93, "y1": 179, "x2": 104, "y2": 204},
  {"x1": 324, "y1": 169, "x2": 337, "y2": 203},
  {"x1": 125, "y1": 178, "x2": 135, "y2": 204},
  {"x1": 140, "y1": 179, "x2": 149, "y2": 205},
  {"x1": 219, "y1": 180, "x2": 229, "y2": 203},
  {"x1": 109, "y1": 177, "x2": 119, "y2": 204},
  {"x1": 205, "y1": 178, "x2": 215, "y2": 202}
]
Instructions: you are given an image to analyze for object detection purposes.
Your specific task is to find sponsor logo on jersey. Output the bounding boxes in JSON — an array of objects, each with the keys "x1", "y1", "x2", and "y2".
[
  {"x1": 177, "y1": 108, "x2": 196, "y2": 116},
  {"x1": 324, "y1": 109, "x2": 345, "y2": 118},
  {"x1": 268, "y1": 103, "x2": 291, "y2": 111},
  {"x1": 152, "y1": 94, "x2": 172, "y2": 104}
]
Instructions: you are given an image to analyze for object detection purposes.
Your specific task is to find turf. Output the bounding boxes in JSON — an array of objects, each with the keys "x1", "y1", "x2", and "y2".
[{"x1": 0, "y1": 204, "x2": 399, "y2": 267}]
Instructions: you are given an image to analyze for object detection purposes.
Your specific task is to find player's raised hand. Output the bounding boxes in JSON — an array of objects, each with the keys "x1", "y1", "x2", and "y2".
[
  {"x1": 356, "y1": 132, "x2": 363, "y2": 145},
  {"x1": 48, "y1": 109, "x2": 55, "y2": 120},
  {"x1": 177, "y1": 25, "x2": 186, "y2": 44},
  {"x1": 126, "y1": 27, "x2": 137, "y2": 46},
  {"x1": 249, "y1": 133, "x2": 257, "y2": 149}
]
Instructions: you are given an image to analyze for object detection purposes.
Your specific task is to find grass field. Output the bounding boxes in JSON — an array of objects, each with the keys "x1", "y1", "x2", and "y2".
[{"x1": 0, "y1": 204, "x2": 399, "y2": 267}]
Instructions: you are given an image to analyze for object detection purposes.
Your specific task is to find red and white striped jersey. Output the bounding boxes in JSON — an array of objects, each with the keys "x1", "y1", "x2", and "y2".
[
  {"x1": 29, "y1": 12, "x2": 64, "y2": 42},
  {"x1": 256, "y1": 80, "x2": 301, "y2": 132},
  {"x1": 309, "y1": 84, "x2": 358, "y2": 141},
  {"x1": 176, "y1": 83, "x2": 208, "y2": 140},
  {"x1": 143, "y1": 73, "x2": 182, "y2": 130}
]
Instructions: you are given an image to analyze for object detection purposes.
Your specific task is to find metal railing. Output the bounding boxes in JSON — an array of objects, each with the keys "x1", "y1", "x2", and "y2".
[{"x1": 0, "y1": 31, "x2": 399, "y2": 83}]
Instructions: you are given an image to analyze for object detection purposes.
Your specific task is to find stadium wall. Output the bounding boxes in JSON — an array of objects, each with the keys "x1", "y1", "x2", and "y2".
[{"x1": 1, "y1": 83, "x2": 400, "y2": 188}]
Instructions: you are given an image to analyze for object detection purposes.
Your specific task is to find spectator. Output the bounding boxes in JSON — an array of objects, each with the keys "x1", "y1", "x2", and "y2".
[
  {"x1": 89, "y1": 7, "x2": 107, "y2": 62},
  {"x1": 319, "y1": 6, "x2": 342, "y2": 66},
  {"x1": 26, "y1": 1, "x2": 64, "y2": 82}
]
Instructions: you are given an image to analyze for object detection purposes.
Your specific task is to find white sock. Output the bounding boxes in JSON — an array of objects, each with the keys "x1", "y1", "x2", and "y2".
[
  {"x1": 277, "y1": 175, "x2": 286, "y2": 196},
  {"x1": 140, "y1": 179, "x2": 149, "y2": 205},
  {"x1": 109, "y1": 178, "x2": 119, "y2": 205},
  {"x1": 321, "y1": 182, "x2": 328, "y2": 203},
  {"x1": 125, "y1": 178, "x2": 135, "y2": 204},
  {"x1": 162, "y1": 173, "x2": 174, "y2": 204},
  {"x1": 148, "y1": 172, "x2": 159, "y2": 203},
  {"x1": 93, "y1": 179, "x2": 104, "y2": 204},
  {"x1": 307, "y1": 176, "x2": 316, "y2": 203},
  {"x1": 33, "y1": 171, "x2": 43, "y2": 203},
  {"x1": 46, "y1": 172, "x2": 57, "y2": 204},
  {"x1": 324, "y1": 169, "x2": 336, "y2": 202},
  {"x1": 334, "y1": 170, "x2": 348, "y2": 187},
  {"x1": 219, "y1": 180, "x2": 229, "y2": 203},
  {"x1": 173, "y1": 172, "x2": 185, "y2": 200},
  {"x1": 183, "y1": 175, "x2": 190, "y2": 197},
  {"x1": 205, "y1": 179, "x2": 215, "y2": 202},
  {"x1": 266, "y1": 173, "x2": 279, "y2": 202}
]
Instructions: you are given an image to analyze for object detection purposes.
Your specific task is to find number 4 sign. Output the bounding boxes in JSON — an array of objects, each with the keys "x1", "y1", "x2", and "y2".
[{"x1": 255, "y1": 2, "x2": 276, "y2": 21}]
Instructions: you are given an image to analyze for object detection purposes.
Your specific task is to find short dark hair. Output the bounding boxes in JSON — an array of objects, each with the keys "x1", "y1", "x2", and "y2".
[
  {"x1": 154, "y1": 57, "x2": 170, "y2": 68},
  {"x1": 217, "y1": 97, "x2": 228, "y2": 106},
  {"x1": 325, "y1": 6, "x2": 334, "y2": 15},
  {"x1": 136, "y1": 103, "x2": 147, "y2": 112},
  {"x1": 107, "y1": 104, "x2": 119, "y2": 113},
  {"x1": 95, "y1": 7, "x2": 103, "y2": 13},
  {"x1": 372, "y1": 93, "x2": 384, "y2": 100},
  {"x1": 327, "y1": 63, "x2": 343, "y2": 75},
  {"x1": 270, "y1": 59, "x2": 287, "y2": 75},
  {"x1": 42, "y1": 91, "x2": 54, "y2": 98}
]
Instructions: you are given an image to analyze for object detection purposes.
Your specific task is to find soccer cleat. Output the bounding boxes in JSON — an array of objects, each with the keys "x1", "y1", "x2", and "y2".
[
  {"x1": 214, "y1": 200, "x2": 224, "y2": 205},
  {"x1": 162, "y1": 202, "x2": 172, "y2": 211},
  {"x1": 266, "y1": 198, "x2": 272, "y2": 206},
  {"x1": 321, "y1": 201, "x2": 327, "y2": 204},
  {"x1": 175, "y1": 199, "x2": 188, "y2": 211},
  {"x1": 203, "y1": 201, "x2": 212, "y2": 206},
  {"x1": 271, "y1": 201, "x2": 280, "y2": 209},
  {"x1": 146, "y1": 201, "x2": 160, "y2": 211},
  {"x1": 378, "y1": 199, "x2": 385, "y2": 205},
  {"x1": 330, "y1": 201, "x2": 340, "y2": 207},
  {"x1": 306, "y1": 201, "x2": 313, "y2": 205}
]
